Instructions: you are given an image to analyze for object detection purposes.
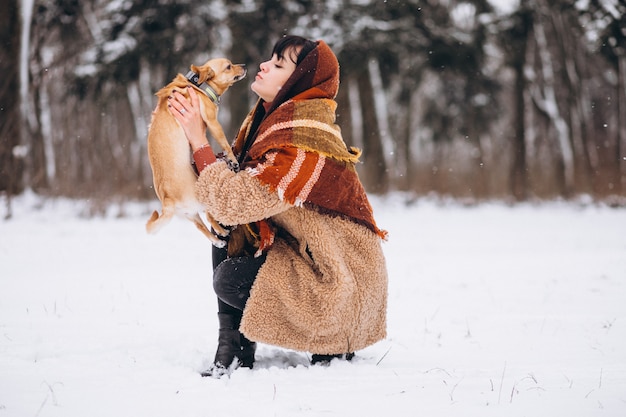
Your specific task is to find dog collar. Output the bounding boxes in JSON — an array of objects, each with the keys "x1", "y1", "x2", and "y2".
[{"x1": 185, "y1": 70, "x2": 220, "y2": 104}]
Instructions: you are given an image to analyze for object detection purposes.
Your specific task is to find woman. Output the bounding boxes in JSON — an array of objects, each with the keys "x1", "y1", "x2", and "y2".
[{"x1": 168, "y1": 35, "x2": 388, "y2": 377}]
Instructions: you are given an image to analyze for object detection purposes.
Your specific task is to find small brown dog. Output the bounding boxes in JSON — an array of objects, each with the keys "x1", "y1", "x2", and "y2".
[{"x1": 146, "y1": 58, "x2": 246, "y2": 246}]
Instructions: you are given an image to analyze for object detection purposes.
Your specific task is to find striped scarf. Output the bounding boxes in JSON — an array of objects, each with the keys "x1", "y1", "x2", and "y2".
[{"x1": 231, "y1": 41, "x2": 387, "y2": 255}]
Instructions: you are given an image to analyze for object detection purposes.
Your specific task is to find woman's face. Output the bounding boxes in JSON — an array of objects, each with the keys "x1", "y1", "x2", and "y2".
[{"x1": 251, "y1": 47, "x2": 300, "y2": 103}]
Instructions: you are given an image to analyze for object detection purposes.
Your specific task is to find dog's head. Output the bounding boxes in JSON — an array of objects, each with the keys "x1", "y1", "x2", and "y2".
[{"x1": 190, "y1": 58, "x2": 246, "y2": 96}]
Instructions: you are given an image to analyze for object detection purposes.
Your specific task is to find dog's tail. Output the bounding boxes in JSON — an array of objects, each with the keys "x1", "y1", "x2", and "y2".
[{"x1": 146, "y1": 210, "x2": 172, "y2": 234}]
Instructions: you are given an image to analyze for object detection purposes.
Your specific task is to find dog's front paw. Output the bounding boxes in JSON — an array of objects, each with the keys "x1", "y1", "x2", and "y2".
[
  {"x1": 212, "y1": 238, "x2": 227, "y2": 248},
  {"x1": 226, "y1": 159, "x2": 240, "y2": 172}
]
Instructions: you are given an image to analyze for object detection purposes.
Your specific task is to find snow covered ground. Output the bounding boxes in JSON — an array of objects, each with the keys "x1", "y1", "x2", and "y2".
[{"x1": 1, "y1": 193, "x2": 625, "y2": 416}]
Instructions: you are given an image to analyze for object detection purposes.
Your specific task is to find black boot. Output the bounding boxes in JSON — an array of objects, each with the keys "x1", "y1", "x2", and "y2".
[
  {"x1": 239, "y1": 333, "x2": 257, "y2": 368},
  {"x1": 201, "y1": 313, "x2": 243, "y2": 377},
  {"x1": 311, "y1": 352, "x2": 355, "y2": 366}
]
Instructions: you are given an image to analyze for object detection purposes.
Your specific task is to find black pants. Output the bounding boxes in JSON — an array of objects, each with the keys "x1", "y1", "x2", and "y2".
[{"x1": 212, "y1": 244, "x2": 266, "y2": 313}]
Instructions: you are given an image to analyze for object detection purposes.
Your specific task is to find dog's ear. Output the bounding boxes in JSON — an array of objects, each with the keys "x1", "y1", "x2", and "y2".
[{"x1": 191, "y1": 64, "x2": 215, "y2": 84}]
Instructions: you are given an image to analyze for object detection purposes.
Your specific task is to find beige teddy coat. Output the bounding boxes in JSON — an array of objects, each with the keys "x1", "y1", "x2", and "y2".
[{"x1": 195, "y1": 161, "x2": 388, "y2": 354}]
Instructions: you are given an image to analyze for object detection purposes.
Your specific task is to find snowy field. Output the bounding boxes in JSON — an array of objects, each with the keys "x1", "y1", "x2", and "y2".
[{"x1": 1, "y1": 193, "x2": 625, "y2": 416}]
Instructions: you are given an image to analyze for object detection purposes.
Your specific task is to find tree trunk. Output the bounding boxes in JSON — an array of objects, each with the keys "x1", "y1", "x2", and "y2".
[
  {"x1": 617, "y1": 52, "x2": 626, "y2": 195},
  {"x1": 532, "y1": 9, "x2": 575, "y2": 196},
  {"x1": 356, "y1": 67, "x2": 388, "y2": 194},
  {"x1": 367, "y1": 59, "x2": 396, "y2": 178},
  {"x1": 464, "y1": 83, "x2": 488, "y2": 199},
  {"x1": 552, "y1": 9, "x2": 594, "y2": 193},
  {"x1": 227, "y1": 23, "x2": 259, "y2": 141},
  {"x1": 0, "y1": 0, "x2": 24, "y2": 209},
  {"x1": 509, "y1": 11, "x2": 531, "y2": 201}
]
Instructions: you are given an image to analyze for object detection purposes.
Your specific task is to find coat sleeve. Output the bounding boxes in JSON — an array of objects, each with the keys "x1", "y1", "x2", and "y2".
[{"x1": 195, "y1": 160, "x2": 292, "y2": 226}]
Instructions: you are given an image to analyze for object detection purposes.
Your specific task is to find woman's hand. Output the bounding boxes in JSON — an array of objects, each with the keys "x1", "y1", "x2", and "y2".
[{"x1": 168, "y1": 86, "x2": 210, "y2": 152}]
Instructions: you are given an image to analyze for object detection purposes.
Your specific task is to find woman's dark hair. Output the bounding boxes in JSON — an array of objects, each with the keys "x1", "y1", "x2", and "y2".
[{"x1": 271, "y1": 35, "x2": 317, "y2": 66}]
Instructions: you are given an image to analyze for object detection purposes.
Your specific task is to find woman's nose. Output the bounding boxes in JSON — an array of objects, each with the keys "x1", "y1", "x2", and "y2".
[{"x1": 259, "y1": 61, "x2": 269, "y2": 72}]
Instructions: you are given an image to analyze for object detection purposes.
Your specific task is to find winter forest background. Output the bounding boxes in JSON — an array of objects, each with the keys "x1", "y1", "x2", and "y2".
[{"x1": 1, "y1": 0, "x2": 626, "y2": 211}]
